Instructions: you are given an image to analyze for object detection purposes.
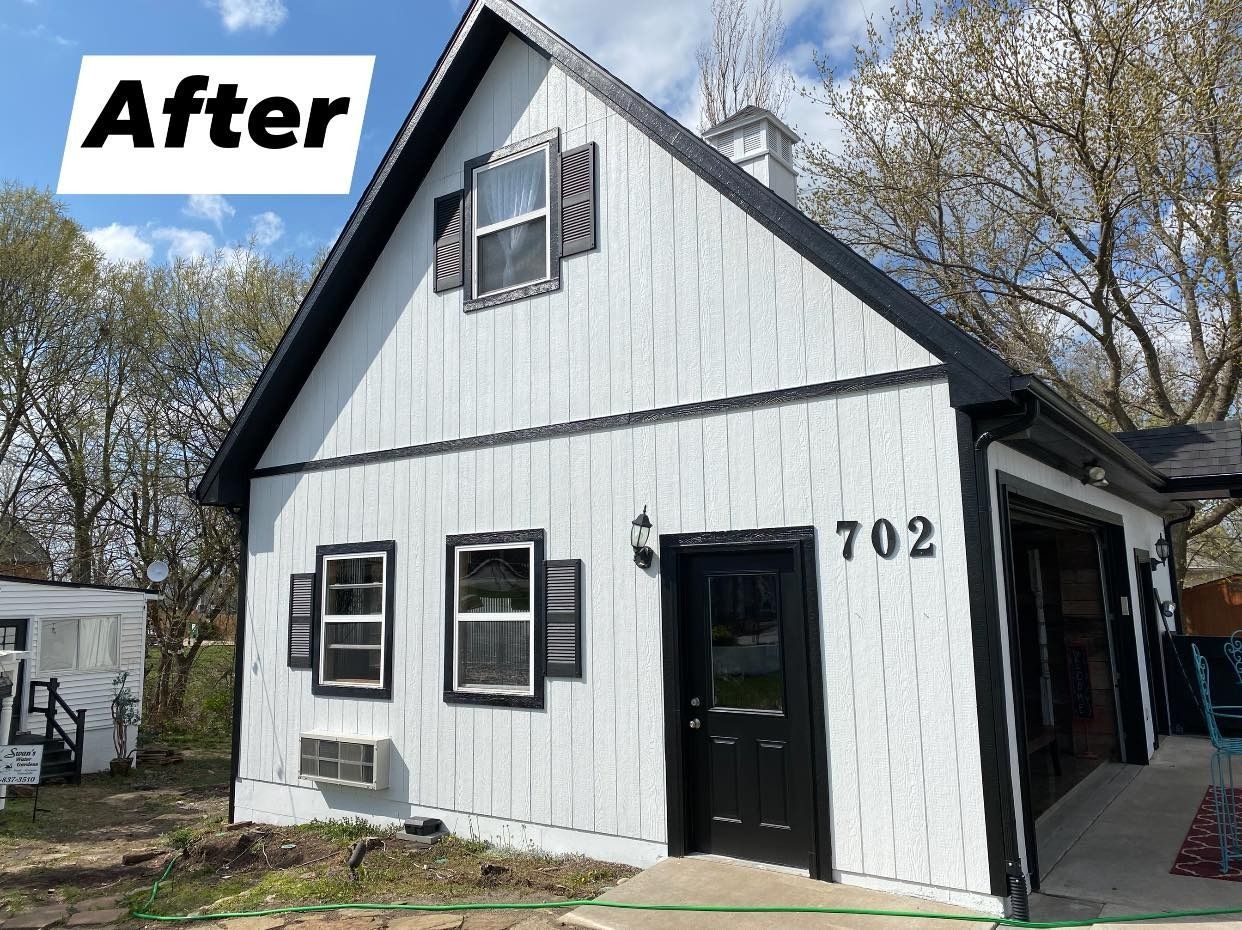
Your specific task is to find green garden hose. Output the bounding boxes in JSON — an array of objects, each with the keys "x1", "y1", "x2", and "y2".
[{"x1": 131, "y1": 855, "x2": 1242, "y2": 928}]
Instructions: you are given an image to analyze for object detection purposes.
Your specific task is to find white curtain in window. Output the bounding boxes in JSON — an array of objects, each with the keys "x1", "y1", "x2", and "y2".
[
  {"x1": 476, "y1": 151, "x2": 546, "y2": 292},
  {"x1": 78, "y1": 616, "x2": 118, "y2": 668}
]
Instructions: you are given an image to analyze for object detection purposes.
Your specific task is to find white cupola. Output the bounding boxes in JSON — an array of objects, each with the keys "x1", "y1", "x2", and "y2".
[{"x1": 702, "y1": 106, "x2": 800, "y2": 204}]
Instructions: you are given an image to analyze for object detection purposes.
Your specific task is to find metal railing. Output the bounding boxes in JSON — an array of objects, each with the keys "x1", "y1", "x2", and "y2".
[{"x1": 27, "y1": 677, "x2": 86, "y2": 783}]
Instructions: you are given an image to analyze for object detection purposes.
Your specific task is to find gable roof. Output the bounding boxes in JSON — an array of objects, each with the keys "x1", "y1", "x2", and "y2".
[
  {"x1": 0, "y1": 516, "x2": 49, "y2": 568},
  {"x1": 196, "y1": 0, "x2": 1022, "y2": 507}
]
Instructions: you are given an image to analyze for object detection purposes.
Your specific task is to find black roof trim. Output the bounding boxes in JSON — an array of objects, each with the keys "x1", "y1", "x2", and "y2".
[
  {"x1": 196, "y1": 0, "x2": 1020, "y2": 506},
  {"x1": 0, "y1": 573, "x2": 151, "y2": 594}
]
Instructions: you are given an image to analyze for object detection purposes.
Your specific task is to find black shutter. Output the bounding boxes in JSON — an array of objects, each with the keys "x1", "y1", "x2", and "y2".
[
  {"x1": 559, "y1": 143, "x2": 596, "y2": 257},
  {"x1": 288, "y1": 572, "x2": 314, "y2": 669},
  {"x1": 545, "y1": 559, "x2": 583, "y2": 677},
  {"x1": 433, "y1": 190, "x2": 464, "y2": 292}
]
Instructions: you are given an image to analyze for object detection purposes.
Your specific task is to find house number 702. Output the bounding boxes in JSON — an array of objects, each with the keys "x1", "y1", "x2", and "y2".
[{"x1": 836, "y1": 518, "x2": 936, "y2": 560}]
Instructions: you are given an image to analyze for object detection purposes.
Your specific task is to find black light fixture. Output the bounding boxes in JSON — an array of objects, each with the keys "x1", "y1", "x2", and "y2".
[
  {"x1": 631, "y1": 506, "x2": 654, "y2": 569},
  {"x1": 1152, "y1": 534, "x2": 1171, "y2": 567},
  {"x1": 1082, "y1": 461, "x2": 1109, "y2": 488}
]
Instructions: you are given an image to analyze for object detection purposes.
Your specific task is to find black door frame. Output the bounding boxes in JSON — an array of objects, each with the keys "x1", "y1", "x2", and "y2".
[
  {"x1": 659, "y1": 526, "x2": 833, "y2": 880},
  {"x1": 995, "y1": 473, "x2": 1150, "y2": 888},
  {"x1": 1132, "y1": 549, "x2": 1170, "y2": 742},
  {"x1": 0, "y1": 618, "x2": 29, "y2": 742}
]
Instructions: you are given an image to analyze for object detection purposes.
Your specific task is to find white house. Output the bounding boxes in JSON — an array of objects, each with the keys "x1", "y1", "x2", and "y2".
[
  {"x1": 0, "y1": 574, "x2": 152, "y2": 776},
  {"x1": 193, "y1": 0, "x2": 1242, "y2": 916}
]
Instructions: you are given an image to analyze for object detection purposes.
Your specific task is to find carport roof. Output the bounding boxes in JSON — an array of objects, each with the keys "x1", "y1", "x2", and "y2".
[{"x1": 1114, "y1": 420, "x2": 1242, "y2": 499}]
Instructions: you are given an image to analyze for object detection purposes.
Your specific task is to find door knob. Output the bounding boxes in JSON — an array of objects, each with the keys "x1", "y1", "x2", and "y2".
[{"x1": 688, "y1": 718, "x2": 701, "y2": 730}]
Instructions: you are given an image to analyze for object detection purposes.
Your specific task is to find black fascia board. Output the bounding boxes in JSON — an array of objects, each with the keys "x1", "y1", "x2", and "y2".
[{"x1": 197, "y1": 0, "x2": 1017, "y2": 506}]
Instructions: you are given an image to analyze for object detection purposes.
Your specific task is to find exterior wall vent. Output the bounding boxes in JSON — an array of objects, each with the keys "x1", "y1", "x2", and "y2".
[
  {"x1": 701, "y1": 107, "x2": 800, "y2": 205},
  {"x1": 299, "y1": 733, "x2": 390, "y2": 790}
]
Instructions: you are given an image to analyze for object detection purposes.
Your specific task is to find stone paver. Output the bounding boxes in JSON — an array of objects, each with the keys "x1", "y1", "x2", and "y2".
[
  {"x1": 68, "y1": 899, "x2": 120, "y2": 913},
  {"x1": 64, "y1": 910, "x2": 127, "y2": 927},
  {"x1": 386, "y1": 915, "x2": 464, "y2": 930},
  {"x1": 0, "y1": 905, "x2": 69, "y2": 930},
  {"x1": 461, "y1": 913, "x2": 525, "y2": 930},
  {"x1": 211, "y1": 917, "x2": 285, "y2": 930}
]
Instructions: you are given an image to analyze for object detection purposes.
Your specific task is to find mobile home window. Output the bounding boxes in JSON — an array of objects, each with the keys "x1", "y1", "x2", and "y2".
[
  {"x1": 445, "y1": 530, "x2": 545, "y2": 708},
  {"x1": 314, "y1": 541, "x2": 395, "y2": 698},
  {"x1": 39, "y1": 616, "x2": 119, "y2": 672},
  {"x1": 470, "y1": 143, "x2": 551, "y2": 298}
]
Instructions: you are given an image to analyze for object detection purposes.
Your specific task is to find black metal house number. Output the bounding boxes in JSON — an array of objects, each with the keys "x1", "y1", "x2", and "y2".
[{"x1": 835, "y1": 517, "x2": 936, "y2": 560}]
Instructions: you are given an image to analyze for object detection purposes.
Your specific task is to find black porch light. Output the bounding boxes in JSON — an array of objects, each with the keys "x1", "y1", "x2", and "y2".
[
  {"x1": 631, "y1": 506, "x2": 654, "y2": 569},
  {"x1": 1153, "y1": 534, "x2": 1171, "y2": 566}
]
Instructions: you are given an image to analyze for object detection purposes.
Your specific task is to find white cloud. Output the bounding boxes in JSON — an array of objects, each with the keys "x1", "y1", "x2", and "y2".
[
  {"x1": 248, "y1": 211, "x2": 285, "y2": 247},
  {"x1": 213, "y1": 0, "x2": 287, "y2": 33},
  {"x1": 183, "y1": 194, "x2": 235, "y2": 230},
  {"x1": 152, "y1": 227, "x2": 216, "y2": 262},
  {"x1": 85, "y1": 224, "x2": 154, "y2": 263}
]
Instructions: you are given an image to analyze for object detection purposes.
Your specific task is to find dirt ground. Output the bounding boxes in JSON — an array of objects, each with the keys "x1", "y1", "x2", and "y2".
[{"x1": 0, "y1": 751, "x2": 635, "y2": 930}]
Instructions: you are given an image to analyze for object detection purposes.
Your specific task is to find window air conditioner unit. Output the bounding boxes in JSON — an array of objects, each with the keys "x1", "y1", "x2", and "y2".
[{"x1": 299, "y1": 732, "x2": 389, "y2": 790}]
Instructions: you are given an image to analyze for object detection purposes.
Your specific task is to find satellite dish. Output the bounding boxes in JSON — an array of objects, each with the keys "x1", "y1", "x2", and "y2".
[{"x1": 146, "y1": 560, "x2": 169, "y2": 584}]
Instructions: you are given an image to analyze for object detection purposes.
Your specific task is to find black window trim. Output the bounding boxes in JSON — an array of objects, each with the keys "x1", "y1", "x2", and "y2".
[
  {"x1": 443, "y1": 528, "x2": 546, "y2": 709},
  {"x1": 311, "y1": 539, "x2": 396, "y2": 700},
  {"x1": 462, "y1": 129, "x2": 561, "y2": 313}
]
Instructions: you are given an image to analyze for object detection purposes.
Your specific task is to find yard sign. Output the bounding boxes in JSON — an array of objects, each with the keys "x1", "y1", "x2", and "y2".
[{"x1": 0, "y1": 745, "x2": 43, "y2": 785}]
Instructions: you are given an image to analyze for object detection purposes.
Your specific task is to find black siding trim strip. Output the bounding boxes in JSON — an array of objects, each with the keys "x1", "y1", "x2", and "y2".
[
  {"x1": 227, "y1": 503, "x2": 249, "y2": 822},
  {"x1": 254, "y1": 365, "x2": 948, "y2": 480},
  {"x1": 955, "y1": 411, "x2": 1019, "y2": 898}
]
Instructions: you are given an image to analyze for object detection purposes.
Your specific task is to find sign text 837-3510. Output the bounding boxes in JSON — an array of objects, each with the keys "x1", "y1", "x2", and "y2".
[{"x1": 0, "y1": 744, "x2": 43, "y2": 785}]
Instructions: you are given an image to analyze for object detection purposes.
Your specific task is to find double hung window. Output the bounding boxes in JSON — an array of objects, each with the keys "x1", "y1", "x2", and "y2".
[
  {"x1": 471, "y1": 143, "x2": 551, "y2": 298},
  {"x1": 314, "y1": 541, "x2": 395, "y2": 698}
]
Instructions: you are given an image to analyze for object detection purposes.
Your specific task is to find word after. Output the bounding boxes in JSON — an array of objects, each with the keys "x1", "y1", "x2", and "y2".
[{"x1": 58, "y1": 56, "x2": 374, "y2": 195}]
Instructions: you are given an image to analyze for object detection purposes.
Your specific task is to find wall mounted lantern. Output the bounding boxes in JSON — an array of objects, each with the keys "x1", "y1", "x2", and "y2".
[
  {"x1": 1082, "y1": 462, "x2": 1109, "y2": 488},
  {"x1": 631, "y1": 506, "x2": 654, "y2": 569},
  {"x1": 1151, "y1": 534, "x2": 1171, "y2": 569}
]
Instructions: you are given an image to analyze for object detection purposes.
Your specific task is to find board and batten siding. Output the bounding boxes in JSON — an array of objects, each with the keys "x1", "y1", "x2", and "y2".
[
  {"x1": 256, "y1": 34, "x2": 938, "y2": 472},
  {"x1": 0, "y1": 581, "x2": 148, "y2": 773},
  {"x1": 986, "y1": 442, "x2": 1175, "y2": 880},
  {"x1": 238, "y1": 379, "x2": 995, "y2": 905}
]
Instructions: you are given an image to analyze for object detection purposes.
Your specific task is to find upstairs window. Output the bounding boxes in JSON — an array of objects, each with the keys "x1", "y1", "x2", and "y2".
[
  {"x1": 471, "y1": 144, "x2": 551, "y2": 298},
  {"x1": 313, "y1": 541, "x2": 395, "y2": 699}
]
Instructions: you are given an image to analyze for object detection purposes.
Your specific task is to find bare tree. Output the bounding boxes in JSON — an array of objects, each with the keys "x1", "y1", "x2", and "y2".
[
  {"x1": 803, "y1": 0, "x2": 1242, "y2": 565},
  {"x1": 697, "y1": 0, "x2": 791, "y2": 129}
]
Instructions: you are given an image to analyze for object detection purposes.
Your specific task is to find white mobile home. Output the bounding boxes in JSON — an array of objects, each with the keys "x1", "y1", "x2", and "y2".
[
  {"x1": 194, "y1": 0, "x2": 1242, "y2": 916},
  {"x1": 0, "y1": 575, "x2": 151, "y2": 776}
]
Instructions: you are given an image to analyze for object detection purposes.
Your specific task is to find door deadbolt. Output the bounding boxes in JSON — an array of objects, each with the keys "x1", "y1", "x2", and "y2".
[{"x1": 689, "y1": 696, "x2": 701, "y2": 707}]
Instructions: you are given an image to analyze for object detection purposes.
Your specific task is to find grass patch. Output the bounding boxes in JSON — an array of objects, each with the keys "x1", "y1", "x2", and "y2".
[{"x1": 141, "y1": 643, "x2": 235, "y2": 751}]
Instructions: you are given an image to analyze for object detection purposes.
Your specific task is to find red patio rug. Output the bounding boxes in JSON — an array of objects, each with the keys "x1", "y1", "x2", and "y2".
[{"x1": 1170, "y1": 786, "x2": 1242, "y2": 881}]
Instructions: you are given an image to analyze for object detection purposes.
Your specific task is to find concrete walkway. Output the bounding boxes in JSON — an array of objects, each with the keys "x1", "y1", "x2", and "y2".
[
  {"x1": 563, "y1": 858, "x2": 992, "y2": 930},
  {"x1": 1034, "y1": 735, "x2": 1242, "y2": 918}
]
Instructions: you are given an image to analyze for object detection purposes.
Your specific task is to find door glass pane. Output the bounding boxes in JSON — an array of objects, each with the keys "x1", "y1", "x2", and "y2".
[
  {"x1": 0, "y1": 625, "x2": 16, "y2": 650},
  {"x1": 708, "y1": 573, "x2": 783, "y2": 711},
  {"x1": 477, "y1": 217, "x2": 547, "y2": 295},
  {"x1": 475, "y1": 150, "x2": 546, "y2": 227}
]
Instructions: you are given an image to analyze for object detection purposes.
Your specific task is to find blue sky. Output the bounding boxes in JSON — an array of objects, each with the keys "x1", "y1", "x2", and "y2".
[{"x1": 0, "y1": 0, "x2": 865, "y2": 264}]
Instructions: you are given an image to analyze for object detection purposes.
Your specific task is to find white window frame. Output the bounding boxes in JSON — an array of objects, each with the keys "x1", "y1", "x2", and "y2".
[
  {"x1": 470, "y1": 142, "x2": 552, "y2": 300},
  {"x1": 38, "y1": 615, "x2": 120, "y2": 673},
  {"x1": 452, "y1": 540, "x2": 537, "y2": 697},
  {"x1": 318, "y1": 550, "x2": 388, "y2": 691}
]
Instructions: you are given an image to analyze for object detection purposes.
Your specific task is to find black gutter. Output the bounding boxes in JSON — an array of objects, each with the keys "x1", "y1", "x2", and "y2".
[
  {"x1": 227, "y1": 502, "x2": 249, "y2": 823},
  {"x1": 968, "y1": 394, "x2": 1040, "y2": 912}
]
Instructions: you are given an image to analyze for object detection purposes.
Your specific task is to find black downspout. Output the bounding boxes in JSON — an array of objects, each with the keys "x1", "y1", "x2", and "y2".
[
  {"x1": 972, "y1": 394, "x2": 1040, "y2": 917},
  {"x1": 1163, "y1": 508, "x2": 1195, "y2": 635},
  {"x1": 227, "y1": 501, "x2": 249, "y2": 823}
]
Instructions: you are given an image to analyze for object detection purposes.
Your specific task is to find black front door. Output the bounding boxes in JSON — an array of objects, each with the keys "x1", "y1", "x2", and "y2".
[
  {"x1": 0, "y1": 619, "x2": 28, "y2": 741},
  {"x1": 680, "y1": 549, "x2": 815, "y2": 869}
]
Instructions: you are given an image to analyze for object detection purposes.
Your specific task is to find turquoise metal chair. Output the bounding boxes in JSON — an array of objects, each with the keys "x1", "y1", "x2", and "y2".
[
  {"x1": 1226, "y1": 631, "x2": 1242, "y2": 685},
  {"x1": 1191, "y1": 643, "x2": 1242, "y2": 873}
]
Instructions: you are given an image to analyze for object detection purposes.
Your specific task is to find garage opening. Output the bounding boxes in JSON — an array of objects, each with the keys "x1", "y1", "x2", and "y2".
[{"x1": 1008, "y1": 515, "x2": 1122, "y2": 818}]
